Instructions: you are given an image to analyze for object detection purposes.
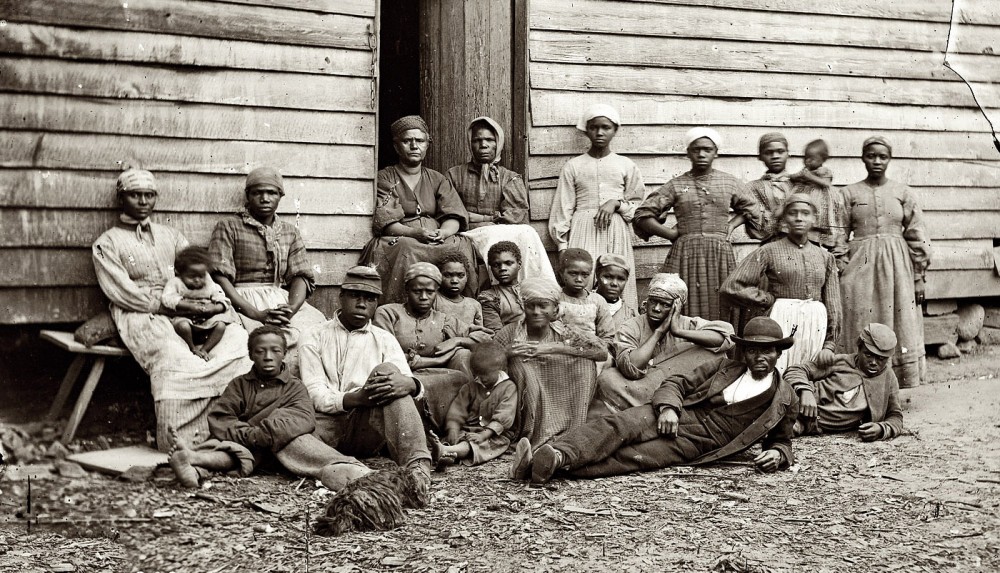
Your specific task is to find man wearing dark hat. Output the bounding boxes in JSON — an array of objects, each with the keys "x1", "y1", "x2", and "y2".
[
  {"x1": 299, "y1": 266, "x2": 432, "y2": 502},
  {"x1": 513, "y1": 317, "x2": 798, "y2": 483},
  {"x1": 785, "y1": 322, "x2": 903, "y2": 440}
]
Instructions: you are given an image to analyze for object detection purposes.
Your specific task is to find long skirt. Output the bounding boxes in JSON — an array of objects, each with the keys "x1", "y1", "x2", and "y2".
[
  {"x1": 567, "y1": 210, "x2": 638, "y2": 309},
  {"x1": 463, "y1": 224, "x2": 556, "y2": 285},
  {"x1": 233, "y1": 283, "x2": 327, "y2": 374},
  {"x1": 663, "y1": 234, "x2": 735, "y2": 323},
  {"x1": 113, "y1": 307, "x2": 252, "y2": 451},
  {"x1": 360, "y1": 235, "x2": 481, "y2": 304},
  {"x1": 839, "y1": 235, "x2": 924, "y2": 387},
  {"x1": 769, "y1": 298, "x2": 827, "y2": 374}
]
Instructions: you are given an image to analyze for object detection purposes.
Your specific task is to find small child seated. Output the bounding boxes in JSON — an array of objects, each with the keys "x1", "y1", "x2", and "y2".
[
  {"x1": 557, "y1": 248, "x2": 615, "y2": 347},
  {"x1": 161, "y1": 246, "x2": 235, "y2": 360},
  {"x1": 431, "y1": 341, "x2": 517, "y2": 468},
  {"x1": 594, "y1": 253, "x2": 637, "y2": 328},
  {"x1": 477, "y1": 241, "x2": 526, "y2": 331},
  {"x1": 433, "y1": 252, "x2": 487, "y2": 333},
  {"x1": 168, "y1": 326, "x2": 351, "y2": 489},
  {"x1": 789, "y1": 139, "x2": 843, "y2": 252}
]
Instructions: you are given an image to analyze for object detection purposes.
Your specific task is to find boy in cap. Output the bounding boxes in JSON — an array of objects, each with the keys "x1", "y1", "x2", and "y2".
[{"x1": 785, "y1": 322, "x2": 903, "y2": 440}]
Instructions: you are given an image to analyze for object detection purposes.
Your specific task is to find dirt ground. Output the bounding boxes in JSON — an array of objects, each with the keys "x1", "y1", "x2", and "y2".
[{"x1": 1, "y1": 347, "x2": 998, "y2": 573}]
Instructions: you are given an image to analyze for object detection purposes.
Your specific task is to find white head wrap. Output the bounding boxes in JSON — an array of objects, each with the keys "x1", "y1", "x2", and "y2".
[
  {"x1": 684, "y1": 127, "x2": 722, "y2": 150},
  {"x1": 576, "y1": 104, "x2": 621, "y2": 132}
]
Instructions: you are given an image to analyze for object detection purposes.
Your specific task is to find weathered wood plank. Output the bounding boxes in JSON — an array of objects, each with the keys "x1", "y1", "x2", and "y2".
[
  {"x1": 3, "y1": 0, "x2": 373, "y2": 50},
  {"x1": 0, "y1": 248, "x2": 361, "y2": 287},
  {"x1": 530, "y1": 0, "x2": 993, "y2": 55},
  {"x1": 529, "y1": 62, "x2": 998, "y2": 109},
  {"x1": 1, "y1": 57, "x2": 373, "y2": 113},
  {"x1": 203, "y1": 0, "x2": 376, "y2": 17},
  {"x1": 0, "y1": 94, "x2": 375, "y2": 145},
  {"x1": 530, "y1": 91, "x2": 996, "y2": 133},
  {"x1": 926, "y1": 270, "x2": 1000, "y2": 300},
  {"x1": 530, "y1": 126, "x2": 999, "y2": 161},
  {"x1": 0, "y1": 287, "x2": 107, "y2": 324},
  {"x1": 0, "y1": 23, "x2": 372, "y2": 77},
  {"x1": 530, "y1": 30, "x2": 997, "y2": 83},
  {"x1": 0, "y1": 209, "x2": 373, "y2": 250},
  {"x1": 0, "y1": 131, "x2": 373, "y2": 180},
  {"x1": 0, "y1": 170, "x2": 374, "y2": 215},
  {"x1": 527, "y1": 155, "x2": 1000, "y2": 188}
]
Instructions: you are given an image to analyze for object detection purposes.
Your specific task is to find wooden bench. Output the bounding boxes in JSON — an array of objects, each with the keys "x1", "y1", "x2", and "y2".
[{"x1": 41, "y1": 330, "x2": 132, "y2": 443}]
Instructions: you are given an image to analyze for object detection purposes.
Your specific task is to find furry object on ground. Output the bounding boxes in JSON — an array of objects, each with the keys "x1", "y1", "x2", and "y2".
[{"x1": 314, "y1": 468, "x2": 425, "y2": 536}]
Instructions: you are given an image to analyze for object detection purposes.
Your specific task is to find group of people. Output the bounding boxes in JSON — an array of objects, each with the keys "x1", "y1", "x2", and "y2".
[{"x1": 89, "y1": 106, "x2": 927, "y2": 530}]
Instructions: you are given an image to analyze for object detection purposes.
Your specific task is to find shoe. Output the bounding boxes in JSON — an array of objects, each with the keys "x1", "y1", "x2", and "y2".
[
  {"x1": 408, "y1": 464, "x2": 431, "y2": 508},
  {"x1": 510, "y1": 437, "x2": 533, "y2": 481},
  {"x1": 530, "y1": 444, "x2": 563, "y2": 484}
]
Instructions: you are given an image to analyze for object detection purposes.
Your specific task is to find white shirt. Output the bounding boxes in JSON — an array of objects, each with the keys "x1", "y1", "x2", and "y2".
[
  {"x1": 299, "y1": 313, "x2": 417, "y2": 414},
  {"x1": 722, "y1": 370, "x2": 772, "y2": 405}
]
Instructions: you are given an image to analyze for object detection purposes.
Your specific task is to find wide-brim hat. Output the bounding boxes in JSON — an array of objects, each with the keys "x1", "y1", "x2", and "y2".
[{"x1": 731, "y1": 317, "x2": 795, "y2": 350}]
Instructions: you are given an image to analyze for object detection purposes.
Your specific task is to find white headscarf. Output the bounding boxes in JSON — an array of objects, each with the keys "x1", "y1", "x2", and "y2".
[
  {"x1": 684, "y1": 127, "x2": 722, "y2": 149},
  {"x1": 469, "y1": 116, "x2": 506, "y2": 182},
  {"x1": 576, "y1": 104, "x2": 621, "y2": 132}
]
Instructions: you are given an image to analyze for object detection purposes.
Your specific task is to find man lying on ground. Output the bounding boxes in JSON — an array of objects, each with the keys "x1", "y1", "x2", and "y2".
[
  {"x1": 785, "y1": 322, "x2": 903, "y2": 441},
  {"x1": 512, "y1": 317, "x2": 798, "y2": 483}
]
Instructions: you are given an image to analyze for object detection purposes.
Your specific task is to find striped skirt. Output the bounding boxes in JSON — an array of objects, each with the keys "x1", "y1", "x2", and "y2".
[
  {"x1": 769, "y1": 298, "x2": 827, "y2": 374},
  {"x1": 662, "y1": 234, "x2": 735, "y2": 323}
]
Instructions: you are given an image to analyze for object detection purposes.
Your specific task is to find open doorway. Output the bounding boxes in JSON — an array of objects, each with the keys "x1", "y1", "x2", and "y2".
[{"x1": 377, "y1": 1, "x2": 421, "y2": 169}]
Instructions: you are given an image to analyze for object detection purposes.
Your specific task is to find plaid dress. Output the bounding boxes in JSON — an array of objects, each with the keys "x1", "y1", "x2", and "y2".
[
  {"x1": 493, "y1": 320, "x2": 607, "y2": 449},
  {"x1": 635, "y1": 169, "x2": 757, "y2": 322}
]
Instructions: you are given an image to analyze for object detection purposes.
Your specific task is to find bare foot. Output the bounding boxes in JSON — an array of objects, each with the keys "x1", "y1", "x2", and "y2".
[
  {"x1": 167, "y1": 428, "x2": 200, "y2": 488},
  {"x1": 193, "y1": 349, "x2": 211, "y2": 361}
]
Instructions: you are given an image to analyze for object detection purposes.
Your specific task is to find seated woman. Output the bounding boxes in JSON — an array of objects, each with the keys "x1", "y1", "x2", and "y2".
[
  {"x1": 493, "y1": 278, "x2": 608, "y2": 449},
  {"x1": 360, "y1": 115, "x2": 482, "y2": 303},
  {"x1": 446, "y1": 116, "x2": 556, "y2": 285},
  {"x1": 592, "y1": 273, "x2": 734, "y2": 416},
  {"x1": 373, "y1": 263, "x2": 481, "y2": 430},
  {"x1": 208, "y1": 167, "x2": 327, "y2": 373},
  {"x1": 92, "y1": 169, "x2": 251, "y2": 450}
]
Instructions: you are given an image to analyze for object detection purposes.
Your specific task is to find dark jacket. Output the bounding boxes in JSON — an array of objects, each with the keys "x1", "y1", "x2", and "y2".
[
  {"x1": 208, "y1": 365, "x2": 317, "y2": 452},
  {"x1": 652, "y1": 356, "x2": 797, "y2": 468},
  {"x1": 784, "y1": 353, "x2": 903, "y2": 439}
]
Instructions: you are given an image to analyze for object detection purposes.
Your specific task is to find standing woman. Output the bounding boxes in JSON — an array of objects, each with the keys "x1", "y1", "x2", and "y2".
[
  {"x1": 839, "y1": 136, "x2": 931, "y2": 388},
  {"x1": 93, "y1": 169, "x2": 251, "y2": 450},
  {"x1": 209, "y1": 167, "x2": 327, "y2": 373},
  {"x1": 548, "y1": 104, "x2": 646, "y2": 309},
  {"x1": 360, "y1": 115, "x2": 481, "y2": 303},
  {"x1": 633, "y1": 128, "x2": 758, "y2": 322}
]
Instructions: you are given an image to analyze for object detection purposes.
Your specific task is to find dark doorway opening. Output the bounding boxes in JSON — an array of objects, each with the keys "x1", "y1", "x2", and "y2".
[{"x1": 377, "y1": 3, "x2": 421, "y2": 169}]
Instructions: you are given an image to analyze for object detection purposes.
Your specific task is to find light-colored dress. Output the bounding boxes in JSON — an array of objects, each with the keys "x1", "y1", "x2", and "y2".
[
  {"x1": 839, "y1": 180, "x2": 931, "y2": 388},
  {"x1": 92, "y1": 222, "x2": 251, "y2": 451},
  {"x1": 558, "y1": 290, "x2": 616, "y2": 347},
  {"x1": 161, "y1": 275, "x2": 235, "y2": 331},
  {"x1": 549, "y1": 153, "x2": 645, "y2": 308}
]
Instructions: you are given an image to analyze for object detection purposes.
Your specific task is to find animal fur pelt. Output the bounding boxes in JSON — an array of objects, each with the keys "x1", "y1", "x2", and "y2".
[{"x1": 313, "y1": 468, "x2": 426, "y2": 536}]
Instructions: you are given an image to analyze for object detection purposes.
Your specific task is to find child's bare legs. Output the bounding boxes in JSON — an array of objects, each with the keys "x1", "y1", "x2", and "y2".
[
  {"x1": 200, "y1": 323, "x2": 227, "y2": 357},
  {"x1": 173, "y1": 321, "x2": 202, "y2": 358},
  {"x1": 439, "y1": 441, "x2": 472, "y2": 460},
  {"x1": 167, "y1": 427, "x2": 236, "y2": 488}
]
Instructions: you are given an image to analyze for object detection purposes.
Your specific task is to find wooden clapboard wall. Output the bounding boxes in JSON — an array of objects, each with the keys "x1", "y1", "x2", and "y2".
[
  {"x1": 525, "y1": 0, "x2": 1000, "y2": 300},
  {"x1": 0, "y1": 0, "x2": 379, "y2": 324}
]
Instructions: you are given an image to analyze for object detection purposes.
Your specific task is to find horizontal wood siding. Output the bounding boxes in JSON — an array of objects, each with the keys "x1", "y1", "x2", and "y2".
[
  {"x1": 527, "y1": 0, "x2": 1000, "y2": 301},
  {"x1": 0, "y1": 0, "x2": 378, "y2": 324}
]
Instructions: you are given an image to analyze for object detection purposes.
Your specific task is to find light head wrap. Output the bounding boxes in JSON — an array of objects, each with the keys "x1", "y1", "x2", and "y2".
[
  {"x1": 684, "y1": 127, "x2": 722, "y2": 150},
  {"x1": 245, "y1": 166, "x2": 284, "y2": 194},
  {"x1": 862, "y1": 135, "x2": 892, "y2": 156},
  {"x1": 468, "y1": 116, "x2": 505, "y2": 182},
  {"x1": 595, "y1": 253, "x2": 630, "y2": 275},
  {"x1": 757, "y1": 132, "x2": 788, "y2": 153},
  {"x1": 520, "y1": 277, "x2": 562, "y2": 303},
  {"x1": 391, "y1": 115, "x2": 431, "y2": 141},
  {"x1": 576, "y1": 104, "x2": 621, "y2": 132},
  {"x1": 646, "y1": 273, "x2": 687, "y2": 305},
  {"x1": 341, "y1": 265, "x2": 383, "y2": 296},
  {"x1": 859, "y1": 323, "x2": 897, "y2": 357},
  {"x1": 403, "y1": 262, "x2": 442, "y2": 286},
  {"x1": 116, "y1": 169, "x2": 157, "y2": 195}
]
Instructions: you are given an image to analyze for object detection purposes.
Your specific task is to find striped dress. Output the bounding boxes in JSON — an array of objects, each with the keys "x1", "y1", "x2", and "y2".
[{"x1": 549, "y1": 153, "x2": 646, "y2": 309}]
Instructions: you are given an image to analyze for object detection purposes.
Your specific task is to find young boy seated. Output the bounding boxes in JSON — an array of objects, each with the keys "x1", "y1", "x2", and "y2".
[
  {"x1": 161, "y1": 246, "x2": 235, "y2": 360},
  {"x1": 556, "y1": 248, "x2": 615, "y2": 349},
  {"x1": 430, "y1": 341, "x2": 517, "y2": 468},
  {"x1": 784, "y1": 323, "x2": 903, "y2": 441},
  {"x1": 433, "y1": 252, "x2": 488, "y2": 333},
  {"x1": 594, "y1": 253, "x2": 637, "y2": 328},
  {"x1": 168, "y1": 325, "x2": 353, "y2": 489},
  {"x1": 478, "y1": 241, "x2": 526, "y2": 331}
]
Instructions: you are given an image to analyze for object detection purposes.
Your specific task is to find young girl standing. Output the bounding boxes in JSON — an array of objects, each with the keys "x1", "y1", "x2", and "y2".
[{"x1": 548, "y1": 104, "x2": 645, "y2": 309}]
